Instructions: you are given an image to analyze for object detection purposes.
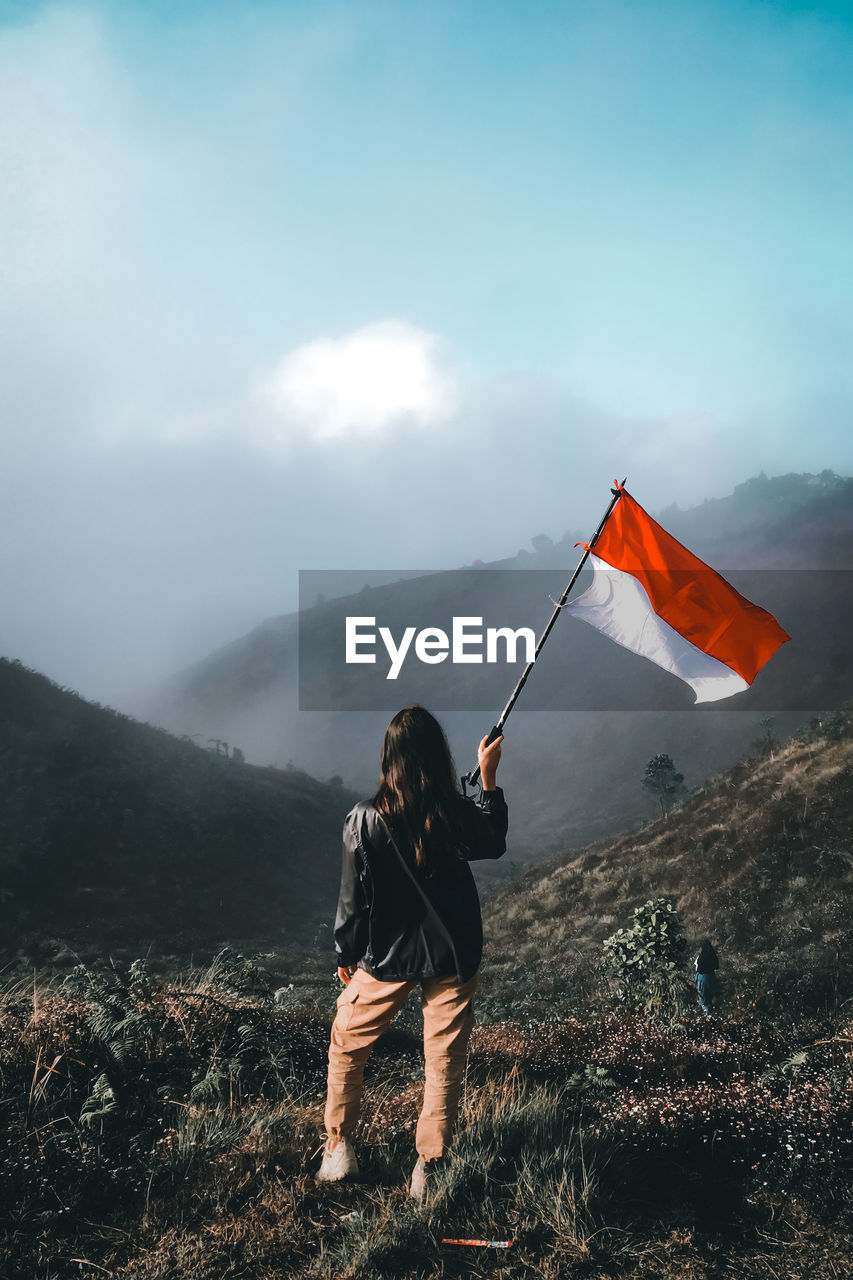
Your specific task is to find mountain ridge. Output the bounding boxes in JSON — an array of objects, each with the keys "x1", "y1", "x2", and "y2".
[
  {"x1": 130, "y1": 470, "x2": 853, "y2": 859},
  {"x1": 0, "y1": 657, "x2": 355, "y2": 966}
]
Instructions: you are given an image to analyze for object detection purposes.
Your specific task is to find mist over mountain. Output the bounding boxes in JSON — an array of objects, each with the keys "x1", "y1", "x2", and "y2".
[{"x1": 132, "y1": 472, "x2": 853, "y2": 860}]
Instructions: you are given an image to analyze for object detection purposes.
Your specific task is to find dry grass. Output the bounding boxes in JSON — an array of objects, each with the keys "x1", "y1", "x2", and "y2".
[
  {"x1": 4, "y1": 720, "x2": 853, "y2": 1277},
  {"x1": 2, "y1": 955, "x2": 853, "y2": 1279},
  {"x1": 482, "y1": 724, "x2": 853, "y2": 1024}
]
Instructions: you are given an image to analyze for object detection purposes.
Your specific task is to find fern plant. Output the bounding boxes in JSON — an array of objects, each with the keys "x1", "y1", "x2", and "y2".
[
  {"x1": 203, "y1": 946, "x2": 276, "y2": 1006},
  {"x1": 62, "y1": 958, "x2": 162, "y2": 1123},
  {"x1": 79, "y1": 1071, "x2": 119, "y2": 1130},
  {"x1": 188, "y1": 1020, "x2": 296, "y2": 1106}
]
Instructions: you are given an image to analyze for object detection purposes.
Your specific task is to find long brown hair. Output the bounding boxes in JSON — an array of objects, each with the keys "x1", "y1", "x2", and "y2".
[{"x1": 371, "y1": 705, "x2": 463, "y2": 870}]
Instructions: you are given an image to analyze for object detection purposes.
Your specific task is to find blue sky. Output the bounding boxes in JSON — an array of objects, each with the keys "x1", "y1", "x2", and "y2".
[{"x1": 1, "y1": 0, "x2": 852, "y2": 700}]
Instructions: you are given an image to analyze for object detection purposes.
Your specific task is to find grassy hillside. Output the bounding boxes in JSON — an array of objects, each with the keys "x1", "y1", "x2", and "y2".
[
  {"x1": 481, "y1": 707, "x2": 853, "y2": 1020},
  {"x1": 2, "y1": 931, "x2": 851, "y2": 1276},
  {"x1": 0, "y1": 658, "x2": 355, "y2": 965},
  {"x1": 3, "y1": 688, "x2": 853, "y2": 1276}
]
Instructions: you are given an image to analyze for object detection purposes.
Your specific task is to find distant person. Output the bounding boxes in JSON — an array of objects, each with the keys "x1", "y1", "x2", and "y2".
[
  {"x1": 316, "y1": 706, "x2": 507, "y2": 1199},
  {"x1": 694, "y1": 938, "x2": 720, "y2": 1018}
]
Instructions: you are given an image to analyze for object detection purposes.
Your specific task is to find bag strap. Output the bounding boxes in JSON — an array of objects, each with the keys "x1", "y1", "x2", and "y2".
[{"x1": 371, "y1": 808, "x2": 462, "y2": 979}]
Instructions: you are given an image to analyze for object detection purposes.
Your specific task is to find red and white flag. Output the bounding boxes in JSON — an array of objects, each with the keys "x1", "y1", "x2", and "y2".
[{"x1": 564, "y1": 488, "x2": 790, "y2": 703}]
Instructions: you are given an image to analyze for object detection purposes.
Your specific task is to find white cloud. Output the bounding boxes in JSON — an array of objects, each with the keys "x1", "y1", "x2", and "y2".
[{"x1": 254, "y1": 320, "x2": 458, "y2": 444}]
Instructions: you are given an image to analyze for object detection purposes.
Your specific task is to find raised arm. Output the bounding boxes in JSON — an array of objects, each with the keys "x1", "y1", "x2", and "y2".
[{"x1": 460, "y1": 733, "x2": 508, "y2": 861}]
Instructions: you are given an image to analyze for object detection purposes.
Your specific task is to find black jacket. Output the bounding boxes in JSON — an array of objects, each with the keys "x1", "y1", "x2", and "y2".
[
  {"x1": 695, "y1": 945, "x2": 719, "y2": 976},
  {"x1": 333, "y1": 788, "x2": 508, "y2": 983}
]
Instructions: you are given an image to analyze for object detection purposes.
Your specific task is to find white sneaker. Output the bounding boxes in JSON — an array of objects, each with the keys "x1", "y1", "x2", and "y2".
[
  {"x1": 409, "y1": 1154, "x2": 443, "y2": 1201},
  {"x1": 315, "y1": 1137, "x2": 359, "y2": 1182}
]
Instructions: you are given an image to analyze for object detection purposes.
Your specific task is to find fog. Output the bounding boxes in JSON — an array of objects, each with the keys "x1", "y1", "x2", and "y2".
[{"x1": 2, "y1": 1, "x2": 852, "y2": 707}]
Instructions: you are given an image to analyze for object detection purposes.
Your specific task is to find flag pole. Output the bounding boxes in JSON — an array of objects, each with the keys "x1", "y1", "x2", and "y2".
[{"x1": 461, "y1": 478, "x2": 626, "y2": 794}]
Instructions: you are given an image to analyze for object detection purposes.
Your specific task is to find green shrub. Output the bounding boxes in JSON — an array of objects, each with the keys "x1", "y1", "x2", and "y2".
[{"x1": 603, "y1": 897, "x2": 689, "y2": 1025}]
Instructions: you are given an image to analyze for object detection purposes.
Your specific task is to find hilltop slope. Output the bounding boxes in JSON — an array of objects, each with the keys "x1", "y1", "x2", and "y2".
[
  {"x1": 0, "y1": 658, "x2": 355, "y2": 963},
  {"x1": 481, "y1": 710, "x2": 853, "y2": 1015}
]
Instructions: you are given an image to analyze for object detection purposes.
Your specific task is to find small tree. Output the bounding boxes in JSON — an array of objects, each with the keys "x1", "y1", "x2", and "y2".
[
  {"x1": 603, "y1": 897, "x2": 689, "y2": 1024},
  {"x1": 752, "y1": 716, "x2": 777, "y2": 758},
  {"x1": 822, "y1": 709, "x2": 847, "y2": 742},
  {"x1": 642, "y1": 753, "x2": 685, "y2": 817}
]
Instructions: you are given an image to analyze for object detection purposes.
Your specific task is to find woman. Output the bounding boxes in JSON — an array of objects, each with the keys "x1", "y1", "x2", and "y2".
[
  {"x1": 694, "y1": 938, "x2": 720, "y2": 1018},
  {"x1": 316, "y1": 705, "x2": 507, "y2": 1198}
]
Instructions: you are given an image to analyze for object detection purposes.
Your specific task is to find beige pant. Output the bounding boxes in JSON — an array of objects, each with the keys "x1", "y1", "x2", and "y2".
[{"x1": 324, "y1": 966, "x2": 479, "y2": 1160}]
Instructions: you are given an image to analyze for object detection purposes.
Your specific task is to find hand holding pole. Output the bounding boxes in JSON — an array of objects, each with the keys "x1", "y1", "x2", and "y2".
[{"x1": 478, "y1": 730, "x2": 503, "y2": 790}]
